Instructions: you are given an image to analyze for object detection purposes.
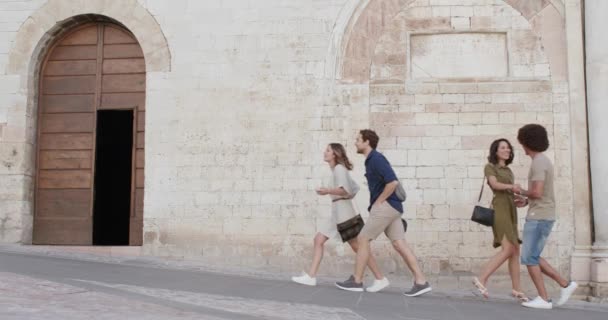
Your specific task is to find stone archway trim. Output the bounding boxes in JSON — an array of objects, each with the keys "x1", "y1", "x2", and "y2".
[
  {"x1": 331, "y1": 0, "x2": 567, "y2": 83},
  {"x1": 324, "y1": 0, "x2": 370, "y2": 80},
  {"x1": 7, "y1": 0, "x2": 171, "y2": 76}
]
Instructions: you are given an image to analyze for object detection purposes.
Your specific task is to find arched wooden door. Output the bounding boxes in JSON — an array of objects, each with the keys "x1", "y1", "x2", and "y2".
[{"x1": 33, "y1": 23, "x2": 145, "y2": 245}]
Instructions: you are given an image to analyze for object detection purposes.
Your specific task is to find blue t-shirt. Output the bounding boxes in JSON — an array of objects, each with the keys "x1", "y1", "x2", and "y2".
[{"x1": 364, "y1": 149, "x2": 403, "y2": 213}]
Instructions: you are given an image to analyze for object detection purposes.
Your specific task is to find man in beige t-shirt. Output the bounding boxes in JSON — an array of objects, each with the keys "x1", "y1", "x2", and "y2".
[
  {"x1": 526, "y1": 152, "x2": 555, "y2": 221},
  {"x1": 515, "y1": 124, "x2": 577, "y2": 310}
]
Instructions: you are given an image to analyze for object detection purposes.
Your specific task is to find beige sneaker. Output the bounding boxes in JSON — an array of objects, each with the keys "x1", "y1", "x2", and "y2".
[
  {"x1": 291, "y1": 272, "x2": 316, "y2": 286},
  {"x1": 366, "y1": 277, "x2": 389, "y2": 293}
]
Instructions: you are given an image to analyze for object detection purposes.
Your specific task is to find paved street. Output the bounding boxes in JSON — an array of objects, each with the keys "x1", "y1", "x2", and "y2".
[{"x1": 0, "y1": 248, "x2": 607, "y2": 320}]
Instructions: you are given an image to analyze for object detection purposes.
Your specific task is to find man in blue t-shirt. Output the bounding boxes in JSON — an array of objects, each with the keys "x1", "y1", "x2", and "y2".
[{"x1": 335, "y1": 129, "x2": 431, "y2": 297}]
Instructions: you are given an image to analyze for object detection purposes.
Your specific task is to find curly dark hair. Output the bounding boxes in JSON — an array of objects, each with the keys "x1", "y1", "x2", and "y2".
[
  {"x1": 487, "y1": 139, "x2": 514, "y2": 165},
  {"x1": 517, "y1": 124, "x2": 549, "y2": 152},
  {"x1": 329, "y1": 143, "x2": 353, "y2": 170},
  {"x1": 359, "y1": 129, "x2": 379, "y2": 149}
]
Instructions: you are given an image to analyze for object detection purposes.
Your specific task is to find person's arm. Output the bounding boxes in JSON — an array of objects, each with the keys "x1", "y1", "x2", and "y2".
[
  {"x1": 517, "y1": 159, "x2": 546, "y2": 199},
  {"x1": 487, "y1": 175, "x2": 519, "y2": 192},
  {"x1": 518, "y1": 181, "x2": 544, "y2": 200},
  {"x1": 316, "y1": 186, "x2": 348, "y2": 197},
  {"x1": 372, "y1": 155, "x2": 399, "y2": 207},
  {"x1": 373, "y1": 181, "x2": 398, "y2": 206},
  {"x1": 317, "y1": 165, "x2": 352, "y2": 197},
  {"x1": 483, "y1": 165, "x2": 520, "y2": 193}
]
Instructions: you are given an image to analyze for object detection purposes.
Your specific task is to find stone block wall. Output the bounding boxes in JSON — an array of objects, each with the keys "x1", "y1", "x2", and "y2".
[{"x1": 0, "y1": 0, "x2": 582, "y2": 291}]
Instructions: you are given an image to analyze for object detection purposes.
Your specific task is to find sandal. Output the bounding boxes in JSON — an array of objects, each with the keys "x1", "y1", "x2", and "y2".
[
  {"x1": 472, "y1": 277, "x2": 489, "y2": 299},
  {"x1": 511, "y1": 290, "x2": 529, "y2": 302}
]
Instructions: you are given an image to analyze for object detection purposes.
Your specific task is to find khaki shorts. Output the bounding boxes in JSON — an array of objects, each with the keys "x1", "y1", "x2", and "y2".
[{"x1": 359, "y1": 202, "x2": 405, "y2": 241}]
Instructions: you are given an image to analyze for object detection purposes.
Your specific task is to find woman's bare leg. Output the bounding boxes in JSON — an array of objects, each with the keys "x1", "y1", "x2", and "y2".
[
  {"x1": 307, "y1": 233, "x2": 329, "y2": 277},
  {"x1": 508, "y1": 242, "x2": 523, "y2": 292},
  {"x1": 478, "y1": 237, "x2": 514, "y2": 286}
]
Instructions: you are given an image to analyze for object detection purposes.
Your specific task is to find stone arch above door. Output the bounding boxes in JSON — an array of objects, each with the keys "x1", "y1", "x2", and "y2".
[
  {"x1": 327, "y1": 0, "x2": 566, "y2": 83},
  {"x1": 7, "y1": 0, "x2": 171, "y2": 77}
]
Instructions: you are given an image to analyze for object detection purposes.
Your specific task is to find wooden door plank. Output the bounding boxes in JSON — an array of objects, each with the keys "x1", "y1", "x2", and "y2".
[
  {"x1": 104, "y1": 26, "x2": 137, "y2": 44},
  {"x1": 103, "y1": 44, "x2": 144, "y2": 58},
  {"x1": 33, "y1": 218, "x2": 92, "y2": 245},
  {"x1": 43, "y1": 76, "x2": 96, "y2": 94},
  {"x1": 36, "y1": 189, "x2": 91, "y2": 217},
  {"x1": 45, "y1": 60, "x2": 97, "y2": 76},
  {"x1": 101, "y1": 74, "x2": 145, "y2": 93},
  {"x1": 129, "y1": 218, "x2": 143, "y2": 245},
  {"x1": 39, "y1": 133, "x2": 93, "y2": 150},
  {"x1": 100, "y1": 92, "x2": 145, "y2": 110},
  {"x1": 136, "y1": 132, "x2": 145, "y2": 148},
  {"x1": 136, "y1": 111, "x2": 145, "y2": 131},
  {"x1": 42, "y1": 94, "x2": 95, "y2": 113},
  {"x1": 102, "y1": 58, "x2": 145, "y2": 74},
  {"x1": 60, "y1": 26, "x2": 98, "y2": 45},
  {"x1": 40, "y1": 113, "x2": 94, "y2": 133},
  {"x1": 134, "y1": 188, "x2": 144, "y2": 218},
  {"x1": 135, "y1": 149, "x2": 144, "y2": 168},
  {"x1": 39, "y1": 150, "x2": 92, "y2": 169},
  {"x1": 39, "y1": 170, "x2": 92, "y2": 189},
  {"x1": 135, "y1": 168, "x2": 144, "y2": 188},
  {"x1": 48, "y1": 45, "x2": 98, "y2": 60}
]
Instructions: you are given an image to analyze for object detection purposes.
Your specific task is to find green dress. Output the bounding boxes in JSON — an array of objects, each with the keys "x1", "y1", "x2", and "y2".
[{"x1": 484, "y1": 163, "x2": 521, "y2": 248}]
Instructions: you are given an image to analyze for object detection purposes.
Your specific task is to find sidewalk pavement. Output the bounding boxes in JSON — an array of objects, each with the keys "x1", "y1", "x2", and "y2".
[{"x1": 0, "y1": 244, "x2": 607, "y2": 320}]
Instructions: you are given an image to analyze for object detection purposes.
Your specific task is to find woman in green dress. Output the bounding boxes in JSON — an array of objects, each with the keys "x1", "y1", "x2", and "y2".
[{"x1": 473, "y1": 139, "x2": 528, "y2": 302}]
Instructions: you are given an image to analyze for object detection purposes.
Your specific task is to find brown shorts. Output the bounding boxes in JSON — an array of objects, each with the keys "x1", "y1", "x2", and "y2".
[{"x1": 359, "y1": 202, "x2": 405, "y2": 241}]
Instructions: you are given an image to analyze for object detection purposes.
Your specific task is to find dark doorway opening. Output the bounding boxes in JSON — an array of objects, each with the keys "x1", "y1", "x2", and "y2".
[{"x1": 93, "y1": 110, "x2": 134, "y2": 245}]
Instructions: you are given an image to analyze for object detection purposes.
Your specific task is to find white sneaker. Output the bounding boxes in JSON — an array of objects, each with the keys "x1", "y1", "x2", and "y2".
[
  {"x1": 556, "y1": 281, "x2": 578, "y2": 306},
  {"x1": 366, "y1": 277, "x2": 390, "y2": 293},
  {"x1": 291, "y1": 272, "x2": 316, "y2": 286},
  {"x1": 522, "y1": 296, "x2": 553, "y2": 309}
]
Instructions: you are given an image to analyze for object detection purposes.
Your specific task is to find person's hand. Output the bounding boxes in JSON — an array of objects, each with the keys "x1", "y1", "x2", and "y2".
[
  {"x1": 316, "y1": 188, "x2": 329, "y2": 195},
  {"x1": 372, "y1": 200, "x2": 385, "y2": 208},
  {"x1": 514, "y1": 196, "x2": 527, "y2": 208},
  {"x1": 511, "y1": 184, "x2": 522, "y2": 194},
  {"x1": 514, "y1": 199, "x2": 526, "y2": 208}
]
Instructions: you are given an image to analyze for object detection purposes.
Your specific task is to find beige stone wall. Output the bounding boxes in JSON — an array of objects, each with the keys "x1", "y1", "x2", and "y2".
[
  {"x1": 0, "y1": 0, "x2": 45, "y2": 243},
  {"x1": 0, "y1": 0, "x2": 589, "y2": 290}
]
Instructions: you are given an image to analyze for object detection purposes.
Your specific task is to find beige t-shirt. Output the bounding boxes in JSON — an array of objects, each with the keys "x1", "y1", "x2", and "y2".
[{"x1": 527, "y1": 153, "x2": 555, "y2": 220}]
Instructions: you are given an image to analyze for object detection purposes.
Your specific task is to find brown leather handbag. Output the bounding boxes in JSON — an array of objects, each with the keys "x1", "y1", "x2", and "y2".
[{"x1": 337, "y1": 214, "x2": 364, "y2": 242}]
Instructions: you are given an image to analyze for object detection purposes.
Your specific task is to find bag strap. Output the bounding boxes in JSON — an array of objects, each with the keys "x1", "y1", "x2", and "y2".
[
  {"x1": 478, "y1": 177, "x2": 494, "y2": 208},
  {"x1": 478, "y1": 178, "x2": 487, "y2": 203},
  {"x1": 351, "y1": 197, "x2": 361, "y2": 216}
]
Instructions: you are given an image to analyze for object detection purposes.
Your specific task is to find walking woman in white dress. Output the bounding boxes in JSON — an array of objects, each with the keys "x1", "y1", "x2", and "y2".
[{"x1": 291, "y1": 143, "x2": 389, "y2": 292}]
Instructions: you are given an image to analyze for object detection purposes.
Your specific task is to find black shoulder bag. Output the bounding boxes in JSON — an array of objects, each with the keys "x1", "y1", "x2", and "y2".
[{"x1": 471, "y1": 178, "x2": 494, "y2": 227}]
